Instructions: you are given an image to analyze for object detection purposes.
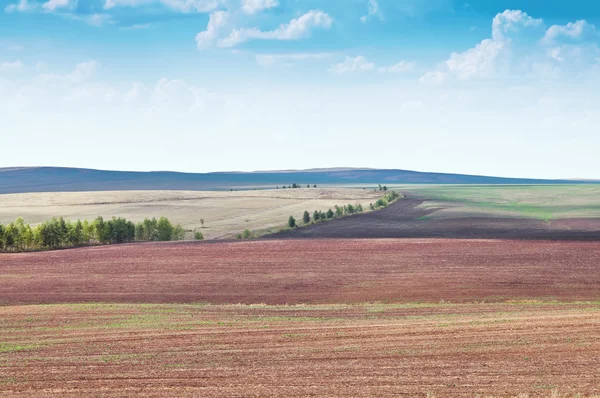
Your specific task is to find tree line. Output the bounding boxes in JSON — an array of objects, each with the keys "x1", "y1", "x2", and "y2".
[
  {"x1": 0, "y1": 216, "x2": 184, "y2": 252},
  {"x1": 277, "y1": 184, "x2": 317, "y2": 189},
  {"x1": 288, "y1": 191, "x2": 401, "y2": 228}
]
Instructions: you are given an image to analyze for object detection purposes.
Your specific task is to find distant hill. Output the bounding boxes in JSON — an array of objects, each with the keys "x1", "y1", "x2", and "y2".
[{"x1": 0, "y1": 167, "x2": 592, "y2": 194}]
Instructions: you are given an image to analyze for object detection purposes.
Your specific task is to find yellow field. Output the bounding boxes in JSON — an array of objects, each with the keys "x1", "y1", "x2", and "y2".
[{"x1": 0, "y1": 188, "x2": 382, "y2": 239}]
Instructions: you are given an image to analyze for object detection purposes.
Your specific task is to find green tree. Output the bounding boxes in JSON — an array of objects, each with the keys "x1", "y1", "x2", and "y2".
[
  {"x1": 157, "y1": 217, "x2": 174, "y2": 241},
  {"x1": 326, "y1": 208, "x2": 334, "y2": 219},
  {"x1": 0, "y1": 223, "x2": 5, "y2": 251},
  {"x1": 356, "y1": 203, "x2": 363, "y2": 212},
  {"x1": 335, "y1": 206, "x2": 343, "y2": 218},
  {"x1": 288, "y1": 216, "x2": 296, "y2": 228},
  {"x1": 313, "y1": 210, "x2": 320, "y2": 222},
  {"x1": 303, "y1": 210, "x2": 310, "y2": 224},
  {"x1": 242, "y1": 229, "x2": 252, "y2": 239},
  {"x1": 346, "y1": 204, "x2": 355, "y2": 214}
]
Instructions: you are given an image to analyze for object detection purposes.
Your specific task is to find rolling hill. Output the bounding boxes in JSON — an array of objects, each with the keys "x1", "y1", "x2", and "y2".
[{"x1": 0, "y1": 166, "x2": 590, "y2": 194}]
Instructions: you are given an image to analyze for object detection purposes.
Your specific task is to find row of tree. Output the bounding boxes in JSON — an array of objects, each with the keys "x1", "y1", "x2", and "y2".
[
  {"x1": 0, "y1": 216, "x2": 184, "y2": 252},
  {"x1": 288, "y1": 191, "x2": 401, "y2": 228},
  {"x1": 277, "y1": 184, "x2": 318, "y2": 189}
]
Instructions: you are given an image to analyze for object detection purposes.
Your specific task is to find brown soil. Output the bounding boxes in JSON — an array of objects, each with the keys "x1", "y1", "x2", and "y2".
[
  {"x1": 0, "y1": 303, "x2": 599, "y2": 397},
  {"x1": 1, "y1": 239, "x2": 599, "y2": 305},
  {"x1": 267, "y1": 197, "x2": 600, "y2": 240}
]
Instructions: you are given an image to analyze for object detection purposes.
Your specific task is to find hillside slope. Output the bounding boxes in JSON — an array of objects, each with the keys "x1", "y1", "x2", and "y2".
[{"x1": 0, "y1": 167, "x2": 585, "y2": 194}]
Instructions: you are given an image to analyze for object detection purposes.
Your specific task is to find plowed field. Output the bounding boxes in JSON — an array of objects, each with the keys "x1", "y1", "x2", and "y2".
[
  {"x1": 1, "y1": 239, "x2": 599, "y2": 304},
  {"x1": 0, "y1": 303, "x2": 599, "y2": 397},
  {"x1": 268, "y1": 198, "x2": 600, "y2": 240}
]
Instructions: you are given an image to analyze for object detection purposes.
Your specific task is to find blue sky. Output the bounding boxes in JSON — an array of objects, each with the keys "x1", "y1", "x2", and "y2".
[{"x1": 1, "y1": 0, "x2": 599, "y2": 178}]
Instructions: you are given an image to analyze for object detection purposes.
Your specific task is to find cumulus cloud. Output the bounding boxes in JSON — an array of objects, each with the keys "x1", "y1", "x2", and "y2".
[
  {"x1": 256, "y1": 52, "x2": 333, "y2": 67},
  {"x1": 104, "y1": 0, "x2": 219, "y2": 12},
  {"x1": 1, "y1": 60, "x2": 210, "y2": 112},
  {"x1": 329, "y1": 56, "x2": 375, "y2": 74},
  {"x1": 418, "y1": 9, "x2": 595, "y2": 83},
  {"x1": 0, "y1": 61, "x2": 23, "y2": 72},
  {"x1": 377, "y1": 60, "x2": 415, "y2": 73},
  {"x1": 241, "y1": 0, "x2": 278, "y2": 14},
  {"x1": 216, "y1": 10, "x2": 333, "y2": 48},
  {"x1": 195, "y1": 11, "x2": 229, "y2": 50},
  {"x1": 42, "y1": 0, "x2": 76, "y2": 11},
  {"x1": 543, "y1": 20, "x2": 596, "y2": 44},
  {"x1": 5, "y1": 0, "x2": 33, "y2": 12},
  {"x1": 491, "y1": 9, "x2": 543, "y2": 40},
  {"x1": 330, "y1": 56, "x2": 414, "y2": 75},
  {"x1": 6, "y1": 0, "x2": 76, "y2": 12},
  {"x1": 360, "y1": 0, "x2": 382, "y2": 23}
]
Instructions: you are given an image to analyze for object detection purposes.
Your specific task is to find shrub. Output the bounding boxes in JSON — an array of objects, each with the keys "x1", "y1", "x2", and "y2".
[
  {"x1": 194, "y1": 231, "x2": 204, "y2": 240},
  {"x1": 242, "y1": 229, "x2": 252, "y2": 239},
  {"x1": 313, "y1": 210, "x2": 320, "y2": 222},
  {"x1": 303, "y1": 211, "x2": 310, "y2": 224},
  {"x1": 375, "y1": 198, "x2": 388, "y2": 208},
  {"x1": 288, "y1": 216, "x2": 296, "y2": 228},
  {"x1": 326, "y1": 208, "x2": 334, "y2": 219}
]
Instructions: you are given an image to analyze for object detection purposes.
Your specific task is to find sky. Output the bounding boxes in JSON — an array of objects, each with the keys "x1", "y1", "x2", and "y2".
[{"x1": 1, "y1": 0, "x2": 599, "y2": 179}]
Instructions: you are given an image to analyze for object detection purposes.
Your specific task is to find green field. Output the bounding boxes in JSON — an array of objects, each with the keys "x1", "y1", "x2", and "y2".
[{"x1": 396, "y1": 185, "x2": 600, "y2": 221}]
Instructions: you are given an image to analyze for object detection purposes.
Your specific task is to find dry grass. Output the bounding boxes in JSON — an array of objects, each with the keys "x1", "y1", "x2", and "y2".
[{"x1": 0, "y1": 188, "x2": 382, "y2": 239}]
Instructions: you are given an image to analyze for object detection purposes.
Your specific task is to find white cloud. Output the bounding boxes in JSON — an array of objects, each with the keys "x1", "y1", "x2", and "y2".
[
  {"x1": 330, "y1": 56, "x2": 414, "y2": 75},
  {"x1": 543, "y1": 20, "x2": 596, "y2": 44},
  {"x1": 217, "y1": 10, "x2": 333, "y2": 48},
  {"x1": 0, "y1": 61, "x2": 23, "y2": 72},
  {"x1": 360, "y1": 0, "x2": 382, "y2": 23},
  {"x1": 5, "y1": 0, "x2": 35, "y2": 12},
  {"x1": 62, "y1": 12, "x2": 113, "y2": 26},
  {"x1": 241, "y1": 0, "x2": 278, "y2": 14},
  {"x1": 42, "y1": 0, "x2": 76, "y2": 11},
  {"x1": 377, "y1": 60, "x2": 415, "y2": 73},
  {"x1": 67, "y1": 60, "x2": 99, "y2": 83},
  {"x1": 256, "y1": 52, "x2": 333, "y2": 67},
  {"x1": 491, "y1": 9, "x2": 543, "y2": 40},
  {"x1": 104, "y1": 0, "x2": 219, "y2": 12},
  {"x1": 329, "y1": 56, "x2": 375, "y2": 74},
  {"x1": 421, "y1": 9, "x2": 547, "y2": 83},
  {"x1": 195, "y1": 11, "x2": 229, "y2": 50}
]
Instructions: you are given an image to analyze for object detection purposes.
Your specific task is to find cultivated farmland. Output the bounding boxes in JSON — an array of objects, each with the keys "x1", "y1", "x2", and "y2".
[
  {"x1": 1, "y1": 239, "x2": 598, "y2": 304},
  {"x1": 0, "y1": 302, "x2": 598, "y2": 397}
]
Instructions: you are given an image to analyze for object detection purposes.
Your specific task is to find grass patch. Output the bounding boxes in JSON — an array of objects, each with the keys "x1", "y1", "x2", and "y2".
[{"x1": 0, "y1": 343, "x2": 40, "y2": 353}]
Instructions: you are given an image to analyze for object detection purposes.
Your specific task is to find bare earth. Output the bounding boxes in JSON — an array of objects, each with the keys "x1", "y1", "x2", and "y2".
[
  {"x1": 0, "y1": 302, "x2": 598, "y2": 397},
  {"x1": 1, "y1": 239, "x2": 598, "y2": 304},
  {"x1": 269, "y1": 197, "x2": 600, "y2": 240},
  {"x1": 1, "y1": 239, "x2": 600, "y2": 396},
  {"x1": 0, "y1": 188, "x2": 382, "y2": 239}
]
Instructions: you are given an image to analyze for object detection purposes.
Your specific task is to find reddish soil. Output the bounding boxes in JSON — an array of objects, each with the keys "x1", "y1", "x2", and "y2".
[
  {"x1": 268, "y1": 198, "x2": 600, "y2": 240},
  {"x1": 1, "y1": 303, "x2": 599, "y2": 397},
  {"x1": 1, "y1": 239, "x2": 599, "y2": 305}
]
